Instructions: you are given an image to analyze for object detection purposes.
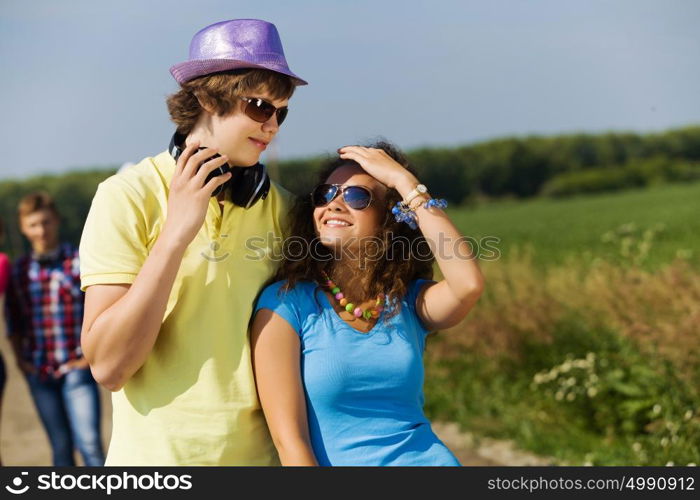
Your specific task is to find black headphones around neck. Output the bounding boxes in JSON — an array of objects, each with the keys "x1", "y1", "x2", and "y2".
[{"x1": 168, "y1": 132, "x2": 270, "y2": 209}]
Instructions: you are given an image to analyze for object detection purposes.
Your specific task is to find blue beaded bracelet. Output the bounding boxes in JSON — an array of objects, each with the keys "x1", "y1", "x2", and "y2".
[
  {"x1": 424, "y1": 198, "x2": 448, "y2": 210},
  {"x1": 392, "y1": 197, "x2": 448, "y2": 229},
  {"x1": 392, "y1": 201, "x2": 418, "y2": 230}
]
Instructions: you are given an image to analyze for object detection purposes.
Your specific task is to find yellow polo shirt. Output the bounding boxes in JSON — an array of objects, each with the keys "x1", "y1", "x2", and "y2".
[{"x1": 79, "y1": 151, "x2": 292, "y2": 465}]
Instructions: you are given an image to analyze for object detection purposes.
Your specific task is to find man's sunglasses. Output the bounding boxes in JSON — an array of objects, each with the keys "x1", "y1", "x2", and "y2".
[
  {"x1": 239, "y1": 97, "x2": 289, "y2": 125},
  {"x1": 310, "y1": 184, "x2": 373, "y2": 210}
]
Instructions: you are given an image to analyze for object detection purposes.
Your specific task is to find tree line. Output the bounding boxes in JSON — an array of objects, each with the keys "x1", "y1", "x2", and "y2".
[{"x1": 1, "y1": 126, "x2": 698, "y2": 258}]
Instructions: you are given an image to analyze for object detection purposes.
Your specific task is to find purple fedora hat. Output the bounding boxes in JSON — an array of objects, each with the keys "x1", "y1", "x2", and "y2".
[{"x1": 170, "y1": 19, "x2": 307, "y2": 86}]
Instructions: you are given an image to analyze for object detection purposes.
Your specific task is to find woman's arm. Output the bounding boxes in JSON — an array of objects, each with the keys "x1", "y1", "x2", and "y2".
[
  {"x1": 338, "y1": 146, "x2": 485, "y2": 331},
  {"x1": 394, "y1": 175, "x2": 485, "y2": 331},
  {"x1": 251, "y1": 308, "x2": 318, "y2": 466}
]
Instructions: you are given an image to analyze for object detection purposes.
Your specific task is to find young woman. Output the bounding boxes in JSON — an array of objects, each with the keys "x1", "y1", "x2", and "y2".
[{"x1": 251, "y1": 141, "x2": 485, "y2": 466}]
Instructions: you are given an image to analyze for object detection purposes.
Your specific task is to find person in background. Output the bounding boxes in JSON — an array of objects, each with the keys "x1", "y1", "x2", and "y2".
[
  {"x1": 0, "y1": 216, "x2": 10, "y2": 466},
  {"x1": 5, "y1": 192, "x2": 104, "y2": 466}
]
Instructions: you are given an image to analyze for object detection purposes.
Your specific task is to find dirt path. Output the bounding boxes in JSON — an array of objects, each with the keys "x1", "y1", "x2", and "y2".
[
  {"x1": 0, "y1": 321, "x2": 112, "y2": 466},
  {"x1": 432, "y1": 422, "x2": 556, "y2": 466}
]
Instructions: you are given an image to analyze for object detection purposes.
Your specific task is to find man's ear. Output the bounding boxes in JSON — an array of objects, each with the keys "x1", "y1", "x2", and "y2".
[{"x1": 194, "y1": 91, "x2": 216, "y2": 114}]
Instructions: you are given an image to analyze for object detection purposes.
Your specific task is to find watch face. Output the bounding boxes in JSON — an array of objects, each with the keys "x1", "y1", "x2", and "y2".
[{"x1": 417, "y1": 184, "x2": 427, "y2": 193}]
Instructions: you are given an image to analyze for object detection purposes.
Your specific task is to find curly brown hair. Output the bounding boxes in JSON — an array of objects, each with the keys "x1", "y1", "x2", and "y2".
[
  {"x1": 166, "y1": 69, "x2": 296, "y2": 135},
  {"x1": 270, "y1": 141, "x2": 435, "y2": 321}
]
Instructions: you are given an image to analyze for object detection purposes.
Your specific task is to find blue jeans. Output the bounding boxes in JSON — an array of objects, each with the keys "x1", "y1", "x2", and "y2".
[{"x1": 26, "y1": 367, "x2": 105, "y2": 466}]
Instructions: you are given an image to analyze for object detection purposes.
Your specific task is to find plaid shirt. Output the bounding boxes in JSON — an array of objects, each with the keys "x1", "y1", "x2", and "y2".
[{"x1": 5, "y1": 243, "x2": 84, "y2": 380}]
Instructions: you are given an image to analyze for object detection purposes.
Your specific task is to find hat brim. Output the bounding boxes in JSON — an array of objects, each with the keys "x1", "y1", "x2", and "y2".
[{"x1": 170, "y1": 59, "x2": 308, "y2": 86}]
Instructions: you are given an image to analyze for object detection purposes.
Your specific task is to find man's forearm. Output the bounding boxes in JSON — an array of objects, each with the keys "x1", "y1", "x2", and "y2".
[{"x1": 82, "y1": 229, "x2": 188, "y2": 391}]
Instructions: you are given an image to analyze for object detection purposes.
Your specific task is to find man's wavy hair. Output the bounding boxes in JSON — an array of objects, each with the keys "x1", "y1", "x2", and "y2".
[
  {"x1": 270, "y1": 141, "x2": 435, "y2": 321},
  {"x1": 18, "y1": 191, "x2": 60, "y2": 220},
  {"x1": 166, "y1": 69, "x2": 296, "y2": 135}
]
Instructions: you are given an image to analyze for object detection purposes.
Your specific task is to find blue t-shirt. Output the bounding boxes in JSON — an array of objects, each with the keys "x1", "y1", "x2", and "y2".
[{"x1": 254, "y1": 278, "x2": 460, "y2": 466}]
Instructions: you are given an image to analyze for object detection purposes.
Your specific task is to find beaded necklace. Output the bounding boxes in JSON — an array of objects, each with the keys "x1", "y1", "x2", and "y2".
[{"x1": 321, "y1": 270, "x2": 386, "y2": 321}]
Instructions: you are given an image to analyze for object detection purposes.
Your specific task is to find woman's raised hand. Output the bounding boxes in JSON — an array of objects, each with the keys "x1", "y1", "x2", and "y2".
[{"x1": 338, "y1": 146, "x2": 417, "y2": 190}]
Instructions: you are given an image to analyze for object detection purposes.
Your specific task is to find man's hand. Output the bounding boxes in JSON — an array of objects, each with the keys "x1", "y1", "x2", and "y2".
[
  {"x1": 54, "y1": 357, "x2": 90, "y2": 378},
  {"x1": 162, "y1": 141, "x2": 233, "y2": 248}
]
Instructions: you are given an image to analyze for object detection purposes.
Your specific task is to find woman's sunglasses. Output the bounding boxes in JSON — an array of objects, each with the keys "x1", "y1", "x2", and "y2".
[
  {"x1": 311, "y1": 184, "x2": 374, "y2": 210},
  {"x1": 239, "y1": 97, "x2": 289, "y2": 125}
]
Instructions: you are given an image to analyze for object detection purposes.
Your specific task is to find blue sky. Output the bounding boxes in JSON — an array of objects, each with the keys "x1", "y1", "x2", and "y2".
[{"x1": 1, "y1": 0, "x2": 698, "y2": 179}]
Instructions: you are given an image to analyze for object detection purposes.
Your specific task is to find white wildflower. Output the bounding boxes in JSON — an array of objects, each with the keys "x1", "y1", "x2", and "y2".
[{"x1": 676, "y1": 249, "x2": 693, "y2": 259}]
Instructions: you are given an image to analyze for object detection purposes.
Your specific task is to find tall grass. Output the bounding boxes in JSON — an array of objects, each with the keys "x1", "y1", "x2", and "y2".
[{"x1": 424, "y1": 201, "x2": 700, "y2": 464}]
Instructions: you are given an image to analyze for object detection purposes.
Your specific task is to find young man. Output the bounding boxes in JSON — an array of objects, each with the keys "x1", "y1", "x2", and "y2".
[
  {"x1": 5, "y1": 193, "x2": 105, "y2": 466},
  {"x1": 78, "y1": 19, "x2": 307, "y2": 465}
]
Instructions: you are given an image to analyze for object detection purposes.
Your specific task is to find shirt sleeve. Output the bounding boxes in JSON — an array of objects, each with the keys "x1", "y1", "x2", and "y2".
[
  {"x1": 79, "y1": 176, "x2": 151, "y2": 290},
  {"x1": 407, "y1": 278, "x2": 438, "y2": 336},
  {"x1": 253, "y1": 281, "x2": 302, "y2": 337},
  {"x1": 0, "y1": 254, "x2": 9, "y2": 296}
]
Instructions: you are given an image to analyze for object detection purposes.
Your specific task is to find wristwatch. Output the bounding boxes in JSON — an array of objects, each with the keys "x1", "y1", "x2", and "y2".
[{"x1": 403, "y1": 184, "x2": 428, "y2": 206}]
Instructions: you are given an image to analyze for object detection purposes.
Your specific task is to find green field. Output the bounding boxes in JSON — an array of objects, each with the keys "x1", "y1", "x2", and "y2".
[
  {"x1": 425, "y1": 181, "x2": 700, "y2": 465},
  {"x1": 449, "y1": 181, "x2": 700, "y2": 270}
]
